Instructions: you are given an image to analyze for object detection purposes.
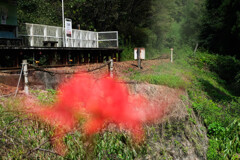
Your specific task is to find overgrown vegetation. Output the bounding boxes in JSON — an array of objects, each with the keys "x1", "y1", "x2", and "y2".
[
  {"x1": 1, "y1": 48, "x2": 240, "y2": 159},
  {"x1": 0, "y1": 90, "x2": 149, "y2": 159},
  {"x1": 2, "y1": 0, "x2": 240, "y2": 159},
  {"x1": 130, "y1": 47, "x2": 240, "y2": 159}
]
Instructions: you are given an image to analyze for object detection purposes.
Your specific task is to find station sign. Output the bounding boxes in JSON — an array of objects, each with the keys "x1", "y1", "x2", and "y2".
[{"x1": 65, "y1": 18, "x2": 72, "y2": 38}]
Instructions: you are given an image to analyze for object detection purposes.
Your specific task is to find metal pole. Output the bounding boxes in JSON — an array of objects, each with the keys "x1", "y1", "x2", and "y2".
[
  {"x1": 171, "y1": 48, "x2": 173, "y2": 63},
  {"x1": 62, "y1": 0, "x2": 65, "y2": 47},
  {"x1": 137, "y1": 48, "x2": 141, "y2": 69},
  {"x1": 22, "y1": 60, "x2": 29, "y2": 95}
]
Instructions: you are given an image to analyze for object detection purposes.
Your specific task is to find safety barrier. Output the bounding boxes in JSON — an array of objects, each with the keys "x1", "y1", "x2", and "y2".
[{"x1": 19, "y1": 23, "x2": 118, "y2": 48}]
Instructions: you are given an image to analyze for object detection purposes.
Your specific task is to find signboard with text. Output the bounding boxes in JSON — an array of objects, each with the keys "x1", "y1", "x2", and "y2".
[{"x1": 65, "y1": 18, "x2": 72, "y2": 38}]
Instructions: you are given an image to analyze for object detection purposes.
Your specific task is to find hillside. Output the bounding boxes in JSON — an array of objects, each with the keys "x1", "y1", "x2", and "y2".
[{"x1": 1, "y1": 48, "x2": 239, "y2": 159}]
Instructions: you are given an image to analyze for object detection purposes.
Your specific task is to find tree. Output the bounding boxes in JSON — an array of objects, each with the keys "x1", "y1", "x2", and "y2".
[{"x1": 200, "y1": 0, "x2": 240, "y2": 57}]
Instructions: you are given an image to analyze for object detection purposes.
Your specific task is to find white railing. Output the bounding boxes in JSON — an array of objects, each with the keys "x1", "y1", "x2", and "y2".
[{"x1": 19, "y1": 23, "x2": 118, "y2": 48}]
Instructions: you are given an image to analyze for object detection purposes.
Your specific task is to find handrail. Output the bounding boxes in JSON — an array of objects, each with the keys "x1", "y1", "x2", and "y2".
[{"x1": 19, "y1": 23, "x2": 118, "y2": 48}]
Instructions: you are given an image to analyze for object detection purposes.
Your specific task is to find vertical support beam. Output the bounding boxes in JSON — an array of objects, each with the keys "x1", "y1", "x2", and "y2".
[
  {"x1": 56, "y1": 28, "x2": 59, "y2": 47},
  {"x1": 53, "y1": 51, "x2": 58, "y2": 65},
  {"x1": 65, "y1": 53, "x2": 68, "y2": 65},
  {"x1": 22, "y1": 60, "x2": 29, "y2": 95},
  {"x1": 30, "y1": 24, "x2": 34, "y2": 46},
  {"x1": 109, "y1": 59, "x2": 114, "y2": 78},
  {"x1": 77, "y1": 53, "x2": 80, "y2": 65},
  {"x1": 62, "y1": 0, "x2": 65, "y2": 47},
  {"x1": 49, "y1": 51, "x2": 53, "y2": 65},
  {"x1": 44, "y1": 26, "x2": 47, "y2": 41},
  {"x1": 96, "y1": 53, "x2": 99, "y2": 63},
  {"x1": 99, "y1": 52, "x2": 101, "y2": 63},
  {"x1": 91, "y1": 53, "x2": 93, "y2": 63},
  {"x1": 97, "y1": 32, "x2": 99, "y2": 48},
  {"x1": 16, "y1": 52, "x2": 19, "y2": 67},
  {"x1": 137, "y1": 48, "x2": 141, "y2": 69},
  {"x1": 33, "y1": 52, "x2": 35, "y2": 66},
  {"x1": 116, "y1": 31, "x2": 119, "y2": 48},
  {"x1": 88, "y1": 53, "x2": 90, "y2": 64},
  {"x1": 118, "y1": 50, "x2": 121, "y2": 62},
  {"x1": 84, "y1": 53, "x2": 89, "y2": 64}
]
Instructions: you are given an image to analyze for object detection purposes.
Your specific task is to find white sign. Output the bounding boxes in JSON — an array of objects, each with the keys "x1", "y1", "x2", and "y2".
[
  {"x1": 65, "y1": 18, "x2": 72, "y2": 38},
  {"x1": 134, "y1": 48, "x2": 145, "y2": 60}
]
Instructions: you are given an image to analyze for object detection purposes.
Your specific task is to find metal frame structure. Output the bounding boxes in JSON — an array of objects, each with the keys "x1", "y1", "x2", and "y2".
[{"x1": 19, "y1": 23, "x2": 119, "y2": 48}]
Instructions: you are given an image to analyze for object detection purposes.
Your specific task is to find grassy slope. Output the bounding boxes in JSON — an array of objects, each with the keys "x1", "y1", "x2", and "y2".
[
  {"x1": 1, "y1": 48, "x2": 240, "y2": 159},
  {"x1": 131, "y1": 47, "x2": 240, "y2": 159}
]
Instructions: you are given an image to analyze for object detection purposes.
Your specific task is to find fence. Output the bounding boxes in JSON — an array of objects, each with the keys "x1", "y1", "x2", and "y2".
[{"x1": 19, "y1": 23, "x2": 118, "y2": 48}]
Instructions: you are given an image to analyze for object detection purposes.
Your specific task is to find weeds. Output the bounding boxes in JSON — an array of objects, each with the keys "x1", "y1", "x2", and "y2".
[
  {"x1": 0, "y1": 90, "x2": 147, "y2": 159},
  {"x1": 132, "y1": 47, "x2": 240, "y2": 159},
  {"x1": 1, "y1": 47, "x2": 240, "y2": 159}
]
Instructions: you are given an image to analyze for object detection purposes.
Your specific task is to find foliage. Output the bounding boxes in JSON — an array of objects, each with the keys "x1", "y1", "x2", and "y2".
[
  {"x1": 94, "y1": 132, "x2": 147, "y2": 160},
  {"x1": 200, "y1": 0, "x2": 240, "y2": 57},
  {"x1": 131, "y1": 47, "x2": 240, "y2": 159},
  {"x1": 17, "y1": 0, "x2": 62, "y2": 26},
  {"x1": 187, "y1": 51, "x2": 240, "y2": 159},
  {"x1": 179, "y1": 0, "x2": 205, "y2": 47},
  {"x1": 0, "y1": 90, "x2": 147, "y2": 159},
  {"x1": 193, "y1": 52, "x2": 240, "y2": 95}
]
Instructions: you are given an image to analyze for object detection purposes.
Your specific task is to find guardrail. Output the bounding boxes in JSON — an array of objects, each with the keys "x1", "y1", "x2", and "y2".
[{"x1": 19, "y1": 23, "x2": 118, "y2": 48}]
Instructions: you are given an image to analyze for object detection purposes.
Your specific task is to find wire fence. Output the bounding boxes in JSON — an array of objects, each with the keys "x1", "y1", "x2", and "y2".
[{"x1": 29, "y1": 60, "x2": 111, "y2": 76}]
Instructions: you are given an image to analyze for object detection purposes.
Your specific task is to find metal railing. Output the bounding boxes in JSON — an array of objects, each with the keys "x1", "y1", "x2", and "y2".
[{"x1": 19, "y1": 23, "x2": 118, "y2": 48}]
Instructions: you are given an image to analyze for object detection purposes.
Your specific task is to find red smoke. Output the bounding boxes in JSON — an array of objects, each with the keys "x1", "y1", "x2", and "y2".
[{"x1": 28, "y1": 73, "x2": 166, "y2": 155}]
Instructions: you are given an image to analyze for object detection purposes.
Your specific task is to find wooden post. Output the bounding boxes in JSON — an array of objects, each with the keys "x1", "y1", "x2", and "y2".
[
  {"x1": 22, "y1": 60, "x2": 29, "y2": 95},
  {"x1": 84, "y1": 53, "x2": 88, "y2": 63},
  {"x1": 171, "y1": 48, "x2": 174, "y2": 63},
  {"x1": 33, "y1": 52, "x2": 35, "y2": 66},
  {"x1": 109, "y1": 59, "x2": 114, "y2": 78},
  {"x1": 118, "y1": 51, "x2": 121, "y2": 62},
  {"x1": 77, "y1": 53, "x2": 80, "y2": 65},
  {"x1": 65, "y1": 53, "x2": 68, "y2": 65},
  {"x1": 16, "y1": 53, "x2": 19, "y2": 67},
  {"x1": 137, "y1": 48, "x2": 141, "y2": 69},
  {"x1": 193, "y1": 43, "x2": 199, "y2": 56}
]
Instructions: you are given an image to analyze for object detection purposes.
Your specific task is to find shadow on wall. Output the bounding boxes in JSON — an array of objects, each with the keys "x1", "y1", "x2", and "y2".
[{"x1": 30, "y1": 71, "x2": 71, "y2": 90}]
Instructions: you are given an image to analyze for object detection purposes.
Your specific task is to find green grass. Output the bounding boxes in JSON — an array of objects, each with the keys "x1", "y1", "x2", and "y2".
[
  {"x1": 132, "y1": 74, "x2": 188, "y2": 89},
  {"x1": 132, "y1": 47, "x2": 240, "y2": 159},
  {"x1": 131, "y1": 47, "x2": 194, "y2": 89},
  {"x1": 1, "y1": 47, "x2": 240, "y2": 159},
  {"x1": 0, "y1": 90, "x2": 147, "y2": 159}
]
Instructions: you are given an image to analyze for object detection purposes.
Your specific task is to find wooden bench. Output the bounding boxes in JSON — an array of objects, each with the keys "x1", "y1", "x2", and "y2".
[{"x1": 43, "y1": 41, "x2": 58, "y2": 47}]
